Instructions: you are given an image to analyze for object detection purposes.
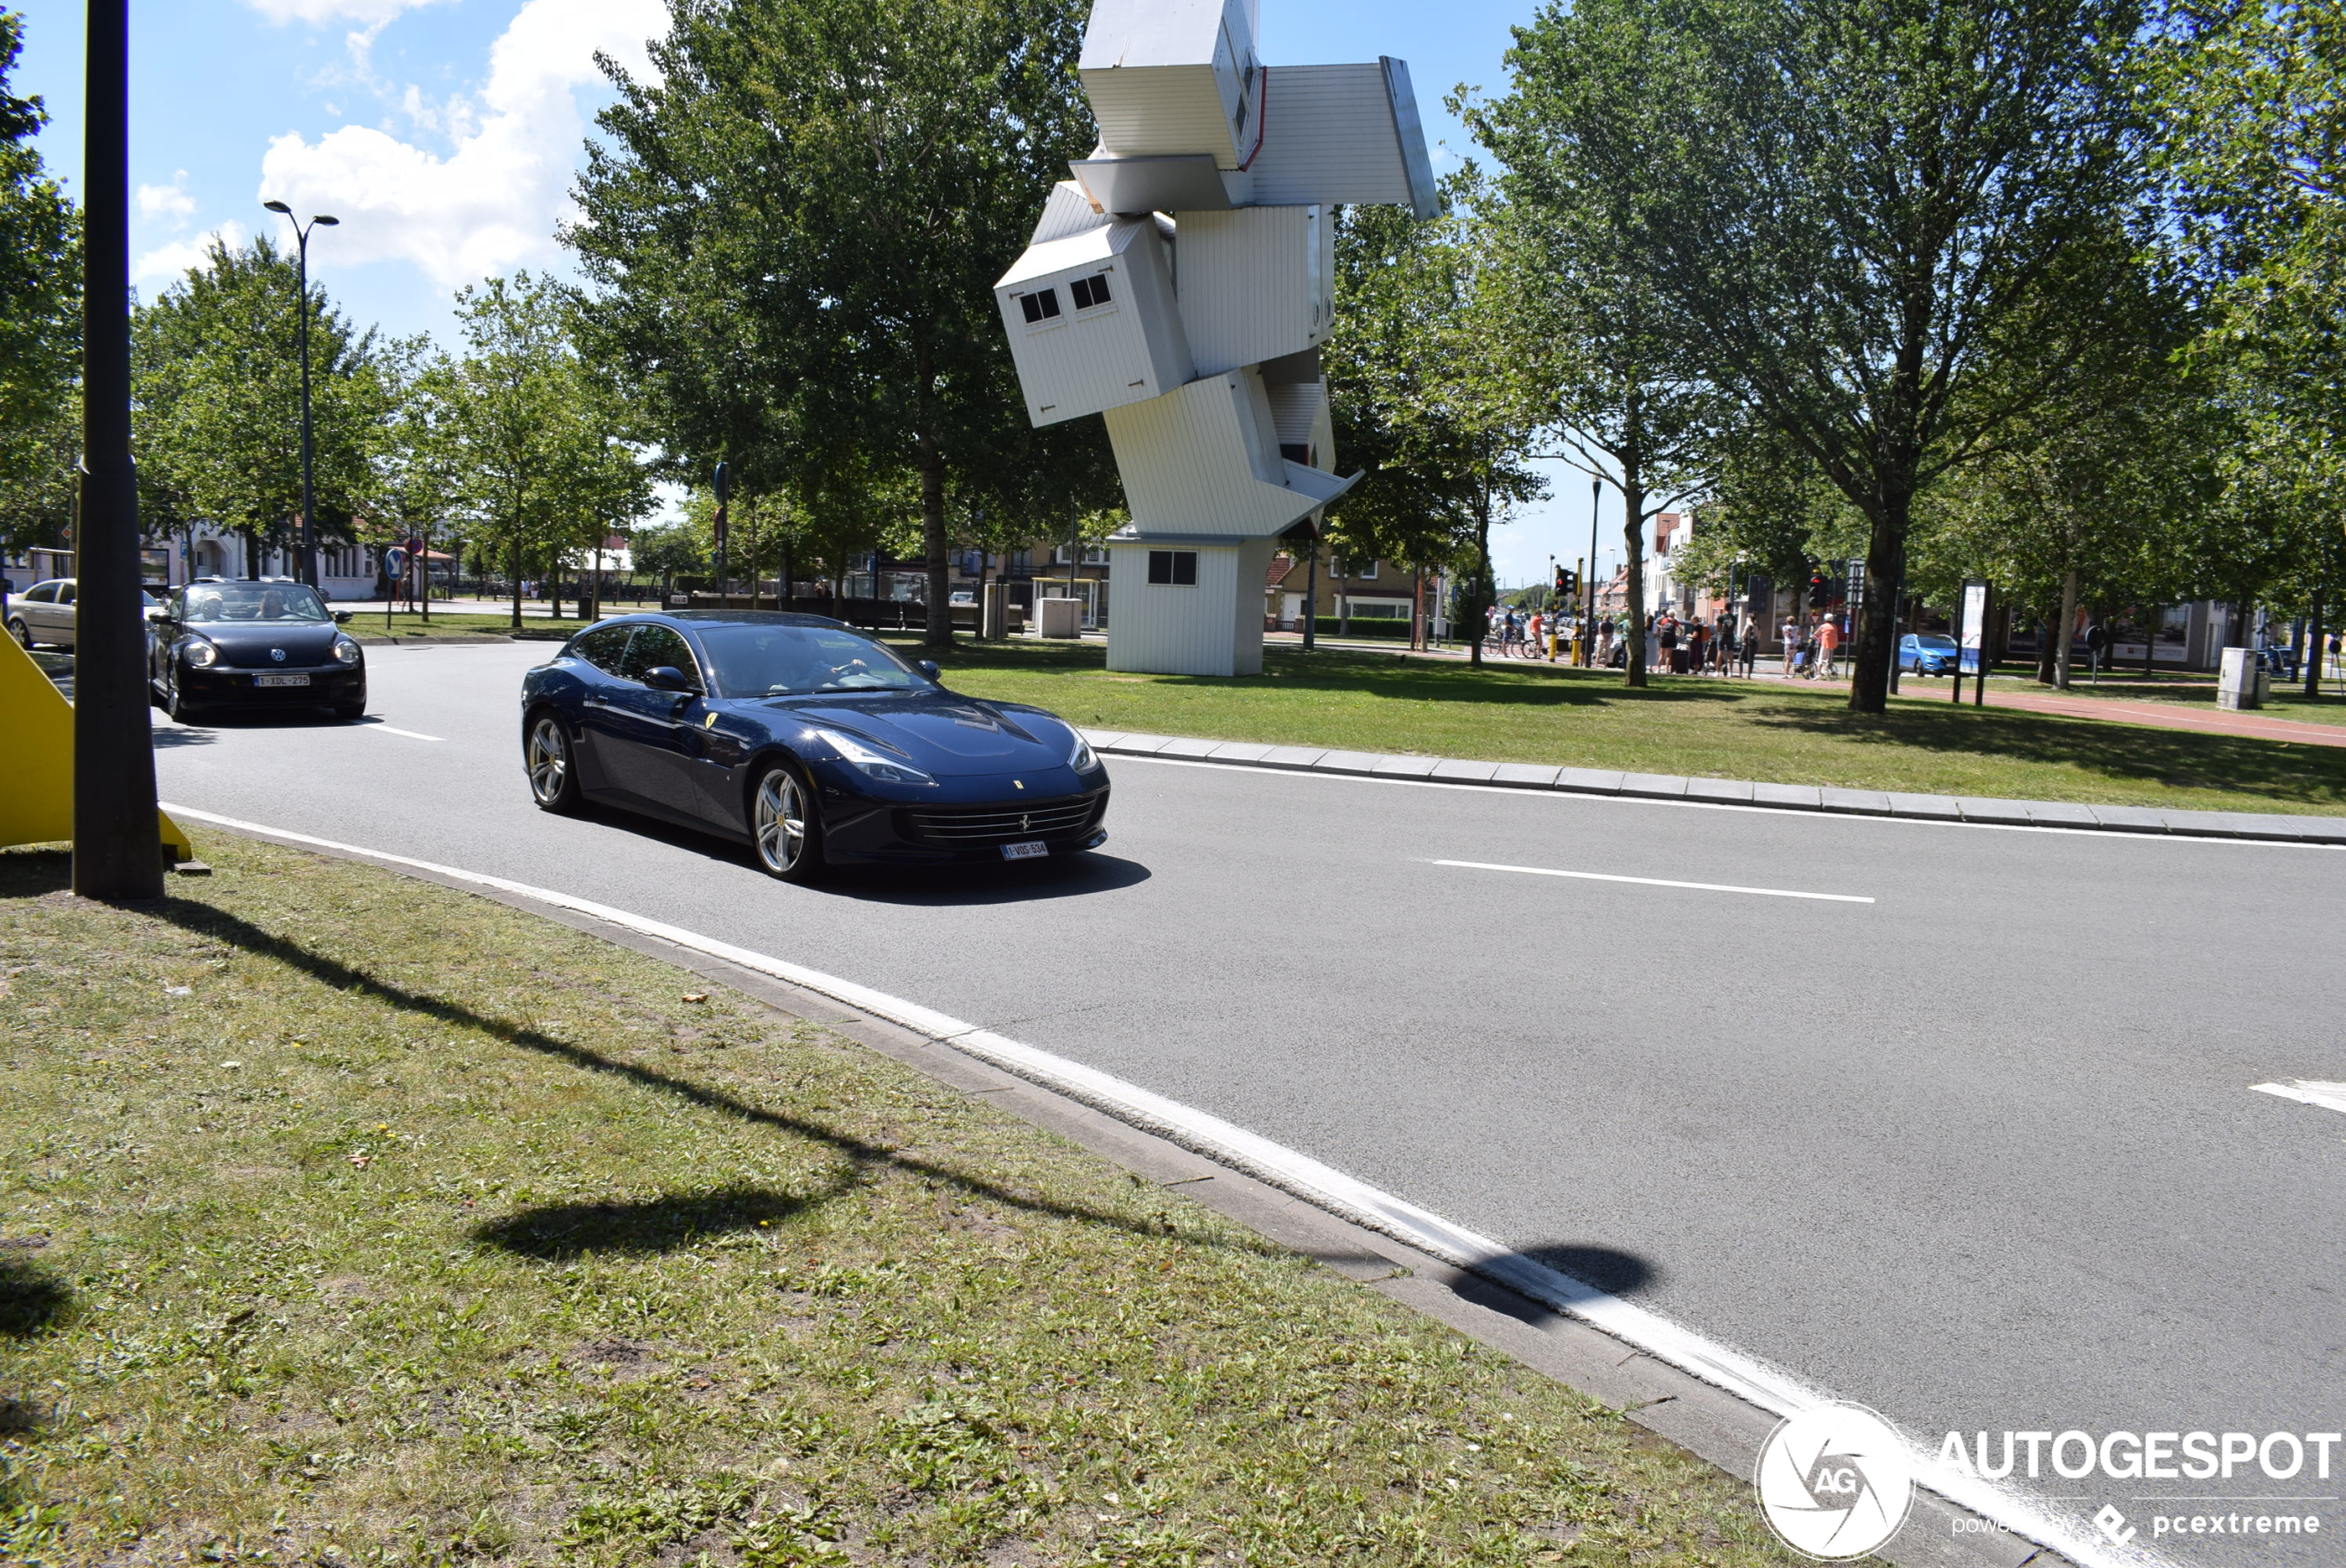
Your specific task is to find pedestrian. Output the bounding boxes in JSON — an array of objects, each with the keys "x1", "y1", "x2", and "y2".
[
  {"x1": 1739, "y1": 620, "x2": 1758, "y2": 676},
  {"x1": 1597, "y1": 617, "x2": 1615, "y2": 667},
  {"x1": 1781, "y1": 616, "x2": 1800, "y2": 677},
  {"x1": 1715, "y1": 618, "x2": 1735, "y2": 675},
  {"x1": 1818, "y1": 615, "x2": 1843, "y2": 680},
  {"x1": 1658, "y1": 617, "x2": 1678, "y2": 674}
]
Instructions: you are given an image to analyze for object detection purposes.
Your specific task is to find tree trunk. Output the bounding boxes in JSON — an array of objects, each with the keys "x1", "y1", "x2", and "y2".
[
  {"x1": 2052, "y1": 569, "x2": 2078, "y2": 691},
  {"x1": 2142, "y1": 606, "x2": 2158, "y2": 678},
  {"x1": 242, "y1": 527, "x2": 260, "y2": 581},
  {"x1": 2307, "y1": 591, "x2": 2325, "y2": 698},
  {"x1": 508, "y1": 536, "x2": 523, "y2": 631},
  {"x1": 1620, "y1": 475, "x2": 1649, "y2": 688},
  {"x1": 1847, "y1": 490, "x2": 1909, "y2": 713},
  {"x1": 1469, "y1": 469, "x2": 1491, "y2": 669}
]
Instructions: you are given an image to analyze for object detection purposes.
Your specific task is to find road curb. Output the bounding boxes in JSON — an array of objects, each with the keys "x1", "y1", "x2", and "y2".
[{"x1": 1081, "y1": 730, "x2": 2346, "y2": 847}]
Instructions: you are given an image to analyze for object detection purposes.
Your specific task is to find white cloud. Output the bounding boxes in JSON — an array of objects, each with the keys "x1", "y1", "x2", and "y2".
[
  {"x1": 255, "y1": 0, "x2": 666, "y2": 291},
  {"x1": 136, "y1": 220, "x2": 253, "y2": 285},
  {"x1": 138, "y1": 171, "x2": 198, "y2": 223},
  {"x1": 243, "y1": 0, "x2": 447, "y2": 24}
]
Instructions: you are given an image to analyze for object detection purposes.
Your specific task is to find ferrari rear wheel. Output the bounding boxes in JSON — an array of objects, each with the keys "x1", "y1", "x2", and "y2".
[
  {"x1": 751, "y1": 762, "x2": 823, "y2": 884},
  {"x1": 526, "y1": 712, "x2": 583, "y2": 813}
]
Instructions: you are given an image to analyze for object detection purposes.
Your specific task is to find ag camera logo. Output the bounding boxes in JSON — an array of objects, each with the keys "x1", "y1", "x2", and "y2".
[{"x1": 1755, "y1": 1403, "x2": 1916, "y2": 1559}]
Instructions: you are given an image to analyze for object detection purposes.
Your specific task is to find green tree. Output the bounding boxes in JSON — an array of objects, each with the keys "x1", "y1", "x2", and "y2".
[
  {"x1": 1462, "y1": 103, "x2": 1726, "y2": 685},
  {"x1": 1503, "y1": 0, "x2": 2159, "y2": 710},
  {"x1": 133, "y1": 237, "x2": 391, "y2": 576},
  {"x1": 0, "y1": 12, "x2": 79, "y2": 555},
  {"x1": 1324, "y1": 198, "x2": 1547, "y2": 666},
  {"x1": 435, "y1": 273, "x2": 652, "y2": 628},
  {"x1": 570, "y1": 0, "x2": 1106, "y2": 651}
]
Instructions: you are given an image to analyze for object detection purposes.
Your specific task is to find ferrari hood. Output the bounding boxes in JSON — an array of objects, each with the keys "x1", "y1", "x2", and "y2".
[{"x1": 766, "y1": 692, "x2": 1072, "y2": 773}]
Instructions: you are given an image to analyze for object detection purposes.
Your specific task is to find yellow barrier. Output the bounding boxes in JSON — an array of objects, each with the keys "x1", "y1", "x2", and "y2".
[{"x1": 0, "y1": 631, "x2": 192, "y2": 861}]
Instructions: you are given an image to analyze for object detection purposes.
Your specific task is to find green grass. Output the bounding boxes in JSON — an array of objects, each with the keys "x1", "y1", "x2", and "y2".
[
  {"x1": 901, "y1": 638, "x2": 2346, "y2": 816},
  {"x1": 0, "y1": 836, "x2": 1808, "y2": 1567},
  {"x1": 1991, "y1": 671, "x2": 2346, "y2": 728},
  {"x1": 345, "y1": 611, "x2": 593, "y2": 644}
]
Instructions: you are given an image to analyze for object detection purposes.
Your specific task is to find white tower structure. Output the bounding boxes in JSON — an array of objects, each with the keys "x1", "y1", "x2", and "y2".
[{"x1": 994, "y1": 0, "x2": 1439, "y2": 676}]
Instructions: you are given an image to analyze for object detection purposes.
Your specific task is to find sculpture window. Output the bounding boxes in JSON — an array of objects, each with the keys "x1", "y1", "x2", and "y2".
[
  {"x1": 1018, "y1": 288, "x2": 1062, "y2": 325},
  {"x1": 1147, "y1": 550, "x2": 1198, "y2": 586},
  {"x1": 1070, "y1": 273, "x2": 1113, "y2": 310}
]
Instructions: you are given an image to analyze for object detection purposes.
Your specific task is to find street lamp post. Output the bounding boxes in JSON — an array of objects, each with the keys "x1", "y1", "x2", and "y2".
[
  {"x1": 262, "y1": 202, "x2": 337, "y2": 590},
  {"x1": 73, "y1": 0, "x2": 163, "y2": 900}
]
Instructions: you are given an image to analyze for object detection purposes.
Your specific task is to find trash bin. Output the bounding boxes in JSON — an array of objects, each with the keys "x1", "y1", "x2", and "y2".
[{"x1": 2219, "y1": 646, "x2": 2267, "y2": 711}]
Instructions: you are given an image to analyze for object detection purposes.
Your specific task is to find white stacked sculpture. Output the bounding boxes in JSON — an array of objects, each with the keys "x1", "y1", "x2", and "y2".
[{"x1": 994, "y1": 0, "x2": 1438, "y2": 676}]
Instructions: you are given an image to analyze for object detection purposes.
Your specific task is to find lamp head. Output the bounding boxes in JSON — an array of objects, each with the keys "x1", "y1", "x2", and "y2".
[
  {"x1": 314, "y1": 215, "x2": 340, "y2": 225},
  {"x1": 263, "y1": 200, "x2": 293, "y2": 214}
]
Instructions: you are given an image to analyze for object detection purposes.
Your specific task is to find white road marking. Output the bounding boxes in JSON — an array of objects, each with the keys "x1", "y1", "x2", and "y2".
[
  {"x1": 1433, "y1": 858, "x2": 1875, "y2": 903},
  {"x1": 155, "y1": 800, "x2": 2153, "y2": 1568},
  {"x1": 2252, "y1": 1080, "x2": 2346, "y2": 1116},
  {"x1": 359, "y1": 723, "x2": 443, "y2": 742}
]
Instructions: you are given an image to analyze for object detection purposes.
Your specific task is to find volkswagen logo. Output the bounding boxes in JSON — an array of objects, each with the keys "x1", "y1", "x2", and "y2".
[
  {"x1": 1753, "y1": 1404, "x2": 1914, "y2": 1559},
  {"x1": 270, "y1": 648, "x2": 286, "y2": 662}
]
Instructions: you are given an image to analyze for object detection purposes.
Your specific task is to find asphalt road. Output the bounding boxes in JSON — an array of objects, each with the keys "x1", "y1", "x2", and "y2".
[{"x1": 151, "y1": 642, "x2": 2345, "y2": 1567}]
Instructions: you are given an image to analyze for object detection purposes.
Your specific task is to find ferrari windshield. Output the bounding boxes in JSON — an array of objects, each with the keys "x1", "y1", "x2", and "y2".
[
  {"x1": 695, "y1": 623, "x2": 933, "y2": 697},
  {"x1": 182, "y1": 583, "x2": 331, "y2": 624}
]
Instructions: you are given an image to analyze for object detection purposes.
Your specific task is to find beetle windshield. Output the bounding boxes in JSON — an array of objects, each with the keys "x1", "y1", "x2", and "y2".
[
  {"x1": 695, "y1": 623, "x2": 934, "y2": 697},
  {"x1": 182, "y1": 583, "x2": 331, "y2": 624}
]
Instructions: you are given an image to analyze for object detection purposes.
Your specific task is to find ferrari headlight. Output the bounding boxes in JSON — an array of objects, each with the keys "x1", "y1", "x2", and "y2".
[
  {"x1": 812, "y1": 728, "x2": 936, "y2": 788},
  {"x1": 331, "y1": 635, "x2": 362, "y2": 666},
  {"x1": 1067, "y1": 732, "x2": 1097, "y2": 773},
  {"x1": 184, "y1": 641, "x2": 217, "y2": 669}
]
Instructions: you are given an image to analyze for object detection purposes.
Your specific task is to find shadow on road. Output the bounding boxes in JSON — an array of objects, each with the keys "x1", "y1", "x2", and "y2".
[
  {"x1": 1521, "y1": 1243, "x2": 1656, "y2": 1297},
  {"x1": 567, "y1": 801, "x2": 1152, "y2": 903}
]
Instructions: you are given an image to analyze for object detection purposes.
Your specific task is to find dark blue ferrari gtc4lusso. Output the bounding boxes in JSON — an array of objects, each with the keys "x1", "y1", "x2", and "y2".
[{"x1": 518, "y1": 611, "x2": 1110, "y2": 883}]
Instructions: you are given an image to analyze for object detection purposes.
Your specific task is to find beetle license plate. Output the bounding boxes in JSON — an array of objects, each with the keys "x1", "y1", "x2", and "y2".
[
  {"x1": 254, "y1": 673, "x2": 310, "y2": 687},
  {"x1": 1000, "y1": 840, "x2": 1048, "y2": 861}
]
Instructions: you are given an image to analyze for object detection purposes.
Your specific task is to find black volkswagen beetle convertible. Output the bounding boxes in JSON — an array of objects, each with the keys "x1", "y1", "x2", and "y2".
[
  {"x1": 518, "y1": 611, "x2": 1110, "y2": 883},
  {"x1": 147, "y1": 578, "x2": 367, "y2": 722}
]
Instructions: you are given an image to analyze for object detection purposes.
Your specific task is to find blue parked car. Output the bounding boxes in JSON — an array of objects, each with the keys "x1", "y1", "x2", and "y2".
[
  {"x1": 519, "y1": 610, "x2": 1108, "y2": 883},
  {"x1": 1898, "y1": 633, "x2": 1959, "y2": 676}
]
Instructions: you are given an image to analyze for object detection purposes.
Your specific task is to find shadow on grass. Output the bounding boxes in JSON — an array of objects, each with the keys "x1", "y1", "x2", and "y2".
[
  {"x1": 136, "y1": 896, "x2": 1226, "y2": 1251},
  {"x1": 1752, "y1": 703, "x2": 2346, "y2": 807},
  {"x1": 474, "y1": 1187, "x2": 832, "y2": 1260},
  {"x1": 0, "y1": 1257, "x2": 73, "y2": 1338}
]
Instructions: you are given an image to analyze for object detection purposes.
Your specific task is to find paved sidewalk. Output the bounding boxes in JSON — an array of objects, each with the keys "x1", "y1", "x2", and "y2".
[
  {"x1": 1082, "y1": 728, "x2": 2346, "y2": 847},
  {"x1": 1980, "y1": 687, "x2": 2346, "y2": 747}
]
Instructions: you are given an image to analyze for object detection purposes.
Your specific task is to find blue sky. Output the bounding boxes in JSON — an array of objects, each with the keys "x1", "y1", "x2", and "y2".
[{"x1": 7, "y1": 0, "x2": 1626, "y2": 582}]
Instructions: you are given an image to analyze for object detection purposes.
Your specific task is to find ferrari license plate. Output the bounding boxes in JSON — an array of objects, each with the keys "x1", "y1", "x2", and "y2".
[
  {"x1": 254, "y1": 673, "x2": 310, "y2": 688},
  {"x1": 1000, "y1": 840, "x2": 1048, "y2": 861}
]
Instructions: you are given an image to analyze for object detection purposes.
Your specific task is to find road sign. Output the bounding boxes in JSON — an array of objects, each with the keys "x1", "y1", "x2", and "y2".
[
  {"x1": 1958, "y1": 578, "x2": 1991, "y2": 706},
  {"x1": 382, "y1": 546, "x2": 407, "y2": 578},
  {"x1": 404, "y1": 536, "x2": 423, "y2": 556}
]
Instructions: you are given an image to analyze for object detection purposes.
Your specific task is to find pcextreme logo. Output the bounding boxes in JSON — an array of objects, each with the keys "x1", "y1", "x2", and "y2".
[{"x1": 1754, "y1": 1403, "x2": 1916, "y2": 1560}]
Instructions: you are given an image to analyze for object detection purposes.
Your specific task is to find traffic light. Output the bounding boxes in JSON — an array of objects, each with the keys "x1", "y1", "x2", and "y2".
[
  {"x1": 1807, "y1": 573, "x2": 1830, "y2": 609},
  {"x1": 1554, "y1": 563, "x2": 1578, "y2": 599}
]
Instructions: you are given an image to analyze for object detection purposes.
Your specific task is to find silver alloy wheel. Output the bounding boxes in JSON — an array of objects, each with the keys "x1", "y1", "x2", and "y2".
[
  {"x1": 754, "y1": 769, "x2": 807, "y2": 874},
  {"x1": 526, "y1": 716, "x2": 570, "y2": 803}
]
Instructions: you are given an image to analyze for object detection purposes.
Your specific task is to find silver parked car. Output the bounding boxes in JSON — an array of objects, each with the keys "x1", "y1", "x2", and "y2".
[{"x1": 8, "y1": 578, "x2": 165, "y2": 650}]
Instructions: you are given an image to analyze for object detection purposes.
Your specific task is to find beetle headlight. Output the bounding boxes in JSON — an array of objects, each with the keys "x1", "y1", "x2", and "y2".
[
  {"x1": 1067, "y1": 733, "x2": 1097, "y2": 773},
  {"x1": 184, "y1": 641, "x2": 217, "y2": 669},
  {"x1": 331, "y1": 635, "x2": 361, "y2": 666},
  {"x1": 812, "y1": 728, "x2": 936, "y2": 788}
]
